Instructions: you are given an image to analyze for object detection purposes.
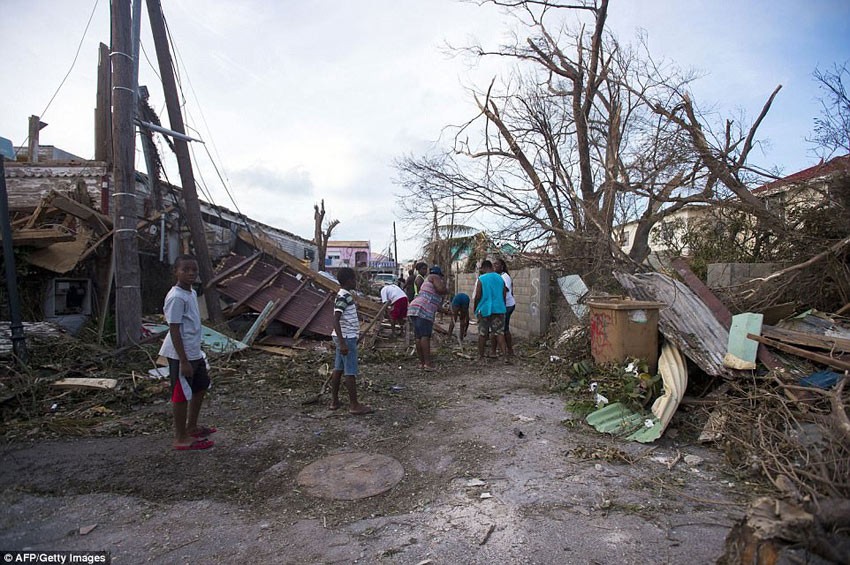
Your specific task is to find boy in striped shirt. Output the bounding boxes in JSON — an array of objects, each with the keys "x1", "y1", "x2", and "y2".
[{"x1": 328, "y1": 267, "x2": 374, "y2": 415}]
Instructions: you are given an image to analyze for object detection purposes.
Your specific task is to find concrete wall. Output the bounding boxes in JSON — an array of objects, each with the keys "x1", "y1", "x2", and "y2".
[
  {"x1": 707, "y1": 262, "x2": 785, "y2": 288},
  {"x1": 454, "y1": 267, "x2": 551, "y2": 338}
]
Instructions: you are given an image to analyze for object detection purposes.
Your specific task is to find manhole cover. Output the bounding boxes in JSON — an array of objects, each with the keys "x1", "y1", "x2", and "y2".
[{"x1": 296, "y1": 452, "x2": 404, "y2": 500}]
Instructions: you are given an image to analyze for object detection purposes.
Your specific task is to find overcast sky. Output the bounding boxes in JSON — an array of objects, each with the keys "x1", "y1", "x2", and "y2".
[{"x1": 2, "y1": 1, "x2": 848, "y2": 261}]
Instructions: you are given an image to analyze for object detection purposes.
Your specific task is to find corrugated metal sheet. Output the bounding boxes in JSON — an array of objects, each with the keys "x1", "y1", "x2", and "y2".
[{"x1": 216, "y1": 254, "x2": 335, "y2": 337}]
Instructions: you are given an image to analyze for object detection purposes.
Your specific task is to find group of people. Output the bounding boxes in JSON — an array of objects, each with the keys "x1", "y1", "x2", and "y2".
[
  {"x1": 451, "y1": 258, "x2": 516, "y2": 363},
  {"x1": 381, "y1": 258, "x2": 517, "y2": 369},
  {"x1": 159, "y1": 254, "x2": 518, "y2": 450}
]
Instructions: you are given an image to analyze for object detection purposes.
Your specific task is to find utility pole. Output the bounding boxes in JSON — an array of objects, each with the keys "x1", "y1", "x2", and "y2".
[
  {"x1": 110, "y1": 0, "x2": 143, "y2": 347},
  {"x1": 94, "y1": 43, "x2": 112, "y2": 164},
  {"x1": 393, "y1": 221, "x2": 398, "y2": 275},
  {"x1": 0, "y1": 159, "x2": 28, "y2": 365},
  {"x1": 146, "y1": 0, "x2": 223, "y2": 322}
]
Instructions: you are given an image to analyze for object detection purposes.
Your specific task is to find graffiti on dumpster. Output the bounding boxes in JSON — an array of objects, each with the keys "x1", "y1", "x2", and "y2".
[{"x1": 589, "y1": 310, "x2": 613, "y2": 357}]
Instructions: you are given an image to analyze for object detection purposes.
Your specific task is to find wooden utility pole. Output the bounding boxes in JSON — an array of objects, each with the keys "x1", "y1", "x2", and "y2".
[
  {"x1": 27, "y1": 116, "x2": 46, "y2": 163},
  {"x1": 146, "y1": 0, "x2": 223, "y2": 322},
  {"x1": 393, "y1": 221, "x2": 398, "y2": 275},
  {"x1": 94, "y1": 42, "x2": 113, "y2": 164},
  {"x1": 110, "y1": 0, "x2": 143, "y2": 347},
  {"x1": 0, "y1": 159, "x2": 28, "y2": 365}
]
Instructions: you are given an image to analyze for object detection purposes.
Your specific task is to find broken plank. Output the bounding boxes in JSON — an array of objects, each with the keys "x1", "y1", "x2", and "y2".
[
  {"x1": 6, "y1": 228, "x2": 76, "y2": 247},
  {"x1": 242, "y1": 300, "x2": 278, "y2": 346},
  {"x1": 46, "y1": 191, "x2": 112, "y2": 231},
  {"x1": 208, "y1": 251, "x2": 262, "y2": 287},
  {"x1": 360, "y1": 301, "x2": 389, "y2": 347},
  {"x1": 762, "y1": 325, "x2": 850, "y2": 354},
  {"x1": 52, "y1": 378, "x2": 118, "y2": 390},
  {"x1": 748, "y1": 334, "x2": 850, "y2": 372},
  {"x1": 251, "y1": 344, "x2": 298, "y2": 357}
]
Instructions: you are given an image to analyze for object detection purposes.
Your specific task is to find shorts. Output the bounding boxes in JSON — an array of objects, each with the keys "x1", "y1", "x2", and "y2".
[
  {"x1": 389, "y1": 297, "x2": 409, "y2": 321},
  {"x1": 410, "y1": 316, "x2": 434, "y2": 338},
  {"x1": 333, "y1": 336, "x2": 359, "y2": 376},
  {"x1": 477, "y1": 313, "x2": 505, "y2": 336},
  {"x1": 168, "y1": 357, "x2": 211, "y2": 403},
  {"x1": 504, "y1": 305, "x2": 516, "y2": 333}
]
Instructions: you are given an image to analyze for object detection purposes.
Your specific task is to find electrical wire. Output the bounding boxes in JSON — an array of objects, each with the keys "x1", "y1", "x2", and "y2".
[
  {"x1": 16, "y1": 0, "x2": 100, "y2": 156},
  {"x1": 161, "y1": 8, "x2": 255, "y2": 240}
]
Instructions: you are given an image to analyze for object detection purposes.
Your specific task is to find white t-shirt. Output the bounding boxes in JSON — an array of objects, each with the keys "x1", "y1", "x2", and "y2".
[
  {"x1": 158, "y1": 285, "x2": 203, "y2": 360},
  {"x1": 380, "y1": 284, "x2": 406, "y2": 304},
  {"x1": 502, "y1": 272, "x2": 516, "y2": 308}
]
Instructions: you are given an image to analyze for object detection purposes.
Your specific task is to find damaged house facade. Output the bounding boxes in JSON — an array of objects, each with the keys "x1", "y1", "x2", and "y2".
[{"x1": 2, "y1": 142, "x2": 321, "y2": 335}]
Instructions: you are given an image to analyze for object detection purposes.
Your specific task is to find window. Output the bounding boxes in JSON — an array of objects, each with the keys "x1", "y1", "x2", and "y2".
[{"x1": 618, "y1": 230, "x2": 630, "y2": 246}]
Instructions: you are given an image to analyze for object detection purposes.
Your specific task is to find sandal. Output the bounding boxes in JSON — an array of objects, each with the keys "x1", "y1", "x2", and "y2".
[
  {"x1": 190, "y1": 426, "x2": 217, "y2": 438},
  {"x1": 174, "y1": 438, "x2": 214, "y2": 451}
]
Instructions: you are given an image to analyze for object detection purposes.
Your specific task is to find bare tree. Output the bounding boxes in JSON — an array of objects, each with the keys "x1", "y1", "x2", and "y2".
[
  {"x1": 313, "y1": 199, "x2": 339, "y2": 271},
  {"x1": 810, "y1": 61, "x2": 850, "y2": 158},
  {"x1": 396, "y1": 0, "x2": 783, "y2": 275}
]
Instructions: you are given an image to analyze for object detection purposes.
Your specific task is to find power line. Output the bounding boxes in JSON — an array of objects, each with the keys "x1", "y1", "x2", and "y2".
[{"x1": 16, "y1": 0, "x2": 100, "y2": 155}]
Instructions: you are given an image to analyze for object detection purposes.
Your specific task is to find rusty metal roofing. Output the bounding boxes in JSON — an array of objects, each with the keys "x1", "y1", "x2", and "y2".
[{"x1": 215, "y1": 253, "x2": 336, "y2": 337}]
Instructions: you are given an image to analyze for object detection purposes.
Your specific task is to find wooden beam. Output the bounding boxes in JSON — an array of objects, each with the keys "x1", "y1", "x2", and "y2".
[
  {"x1": 748, "y1": 333, "x2": 850, "y2": 372},
  {"x1": 52, "y1": 377, "x2": 118, "y2": 390},
  {"x1": 241, "y1": 300, "x2": 278, "y2": 346},
  {"x1": 46, "y1": 191, "x2": 113, "y2": 231},
  {"x1": 207, "y1": 251, "x2": 261, "y2": 287},
  {"x1": 95, "y1": 42, "x2": 113, "y2": 165},
  {"x1": 147, "y1": 0, "x2": 223, "y2": 323},
  {"x1": 761, "y1": 325, "x2": 850, "y2": 354},
  {"x1": 293, "y1": 292, "x2": 333, "y2": 340},
  {"x1": 227, "y1": 264, "x2": 285, "y2": 313},
  {"x1": 24, "y1": 199, "x2": 49, "y2": 229},
  {"x1": 359, "y1": 300, "x2": 388, "y2": 347},
  {"x1": 7, "y1": 228, "x2": 75, "y2": 247},
  {"x1": 111, "y1": 0, "x2": 143, "y2": 347}
]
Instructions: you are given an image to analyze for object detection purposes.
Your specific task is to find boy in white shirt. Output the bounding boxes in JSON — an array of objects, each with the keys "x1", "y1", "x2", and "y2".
[{"x1": 159, "y1": 255, "x2": 216, "y2": 450}]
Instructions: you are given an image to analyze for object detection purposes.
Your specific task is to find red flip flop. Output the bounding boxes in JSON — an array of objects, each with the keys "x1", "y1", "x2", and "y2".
[
  {"x1": 174, "y1": 439, "x2": 214, "y2": 451},
  {"x1": 190, "y1": 426, "x2": 217, "y2": 438}
]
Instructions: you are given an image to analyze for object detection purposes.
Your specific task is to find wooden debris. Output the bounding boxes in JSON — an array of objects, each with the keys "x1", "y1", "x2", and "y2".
[
  {"x1": 4, "y1": 227, "x2": 75, "y2": 247},
  {"x1": 761, "y1": 325, "x2": 850, "y2": 354},
  {"x1": 479, "y1": 523, "x2": 496, "y2": 546},
  {"x1": 251, "y1": 344, "x2": 298, "y2": 357},
  {"x1": 242, "y1": 300, "x2": 278, "y2": 346},
  {"x1": 52, "y1": 378, "x2": 118, "y2": 390},
  {"x1": 748, "y1": 333, "x2": 850, "y2": 372}
]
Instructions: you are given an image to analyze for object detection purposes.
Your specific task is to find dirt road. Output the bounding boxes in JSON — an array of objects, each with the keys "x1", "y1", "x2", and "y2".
[{"x1": 0, "y1": 342, "x2": 746, "y2": 564}]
